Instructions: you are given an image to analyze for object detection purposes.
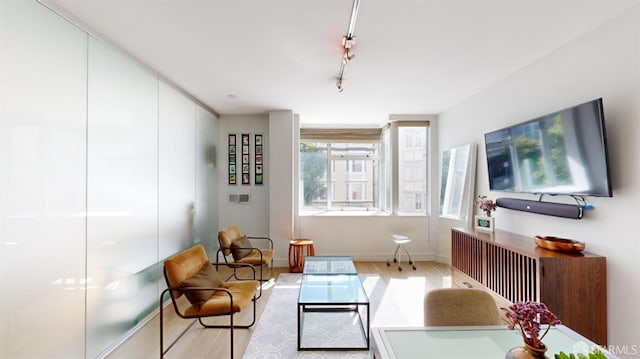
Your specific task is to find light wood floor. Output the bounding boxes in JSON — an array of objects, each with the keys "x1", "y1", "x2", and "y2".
[{"x1": 105, "y1": 261, "x2": 456, "y2": 359}]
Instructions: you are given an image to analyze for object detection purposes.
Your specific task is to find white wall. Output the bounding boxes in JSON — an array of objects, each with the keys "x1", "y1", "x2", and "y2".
[
  {"x1": 216, "y1": 112, "x2": 296, "y2": 265},
  {"x1": 217, "y1": 115, "x2": 270, "y2": 238},
  {"x1": 438, "y1": 6, "x2": 640, "y2": 356},
  {"x1": 269, "y1": 111, "x2": 295, "y2": 262},
  {"x1": 298, "y1": 215, "x2": 433, "y2": 262}
]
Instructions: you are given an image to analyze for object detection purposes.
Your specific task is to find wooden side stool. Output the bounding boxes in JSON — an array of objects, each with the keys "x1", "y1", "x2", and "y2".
[{"x1": 289, "y1": 238, "x2": 315, "y2": 273}]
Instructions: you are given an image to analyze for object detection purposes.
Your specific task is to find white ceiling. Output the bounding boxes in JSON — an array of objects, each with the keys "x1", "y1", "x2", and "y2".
[{"x1": 43, "y1": 0, "x2": 637, "y2": 127}]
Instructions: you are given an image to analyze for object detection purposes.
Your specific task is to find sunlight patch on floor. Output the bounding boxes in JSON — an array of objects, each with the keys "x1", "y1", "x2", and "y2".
[{"x1": 371, "y1": 277, "x2": 439, "y2": 327}]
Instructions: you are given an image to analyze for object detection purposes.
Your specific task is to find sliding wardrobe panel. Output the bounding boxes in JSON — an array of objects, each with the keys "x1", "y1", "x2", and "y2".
[
  {"x1": 158, "y1": 83, "x2": 196, "y2": 259},
  {"x1": 195, "y1": 106, "x2": 219, "y2": 257},
  {"x1": 86, "y1": 37, "x2": 159, "y2": 357},
  {"x1": 0, "y1": 1, "x2": 87, "y2": 358}
]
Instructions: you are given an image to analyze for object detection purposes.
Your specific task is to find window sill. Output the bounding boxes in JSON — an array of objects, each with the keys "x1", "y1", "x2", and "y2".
[
  {"x1": 299, "y1": 210, "x2": 428, "y2": 217},
  {"x1": 439, "y1": 214, "x2": 466, "y2": 221},
  {"x1": 300, "y1": 209, "x2": 389, "y2": 217},
  {"x1": 395, "y1": 212, "x2": 429, "y2": 217}
]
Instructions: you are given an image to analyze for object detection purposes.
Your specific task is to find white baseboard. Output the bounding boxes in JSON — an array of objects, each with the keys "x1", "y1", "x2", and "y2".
[{"x1": 436, "y1": 255, "x2": 451, "y2": 265}]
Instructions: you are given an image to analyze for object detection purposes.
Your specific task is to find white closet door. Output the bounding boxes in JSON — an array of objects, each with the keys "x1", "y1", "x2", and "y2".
[
  {"x1": 195, "y1": 105, "x2": 219, "y2": 255},
  {"x1": 0, "y1": 1, "x2": 87, "y2": 358},
  {"x1": 86, "y1": 36, "x2": 158, "y2": 358},
  {"x1": 158, "y1": 82, "x2": 196, "y2": 259}
]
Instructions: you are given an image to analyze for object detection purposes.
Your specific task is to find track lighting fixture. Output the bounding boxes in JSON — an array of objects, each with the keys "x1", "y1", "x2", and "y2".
[
  {"x1": 342, "y1": 36, "x2": 355, "y2": 49},
  {"x1": 342, "y1": 51, "x2": 355, "y2": 64},
  {"x1": 336, "y1": 0, "x2": 360, "y2": 92}
]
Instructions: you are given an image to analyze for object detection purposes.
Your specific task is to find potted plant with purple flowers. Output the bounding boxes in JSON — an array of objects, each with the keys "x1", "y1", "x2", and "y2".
[
  {"x1": 503, "y1": 301, "x2": 562, "y2": 359},
  {"x1": 476, "y1": 195, "x2": 497, "y2": 217},
  {"x1": 474, "y1": 195, "x2": 497, "y2": 232}
]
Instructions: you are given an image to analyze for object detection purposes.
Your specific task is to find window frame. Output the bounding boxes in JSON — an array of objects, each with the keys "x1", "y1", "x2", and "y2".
[
  {"x1": 299, "y1": 121, "x2": 430, "y2": 216},
  {"x1": 384, "y1": 121, "x2": 430, "y2": 216},
  {"x1": 300, "y1": 141, "x2": 380, "y2": 213}
]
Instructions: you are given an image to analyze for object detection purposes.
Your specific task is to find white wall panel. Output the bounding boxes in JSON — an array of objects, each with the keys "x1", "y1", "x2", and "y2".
[
  {"x1": 0, "y1": 1, "x2": 87, "y2": 358},
  {"x1": 195, "y1": 106, "x2": 219, "y2": 256},
  {"x1": 86, "y1": 37, "x2": 159, "y2": 358},
  {"x1": 268, "y1": 111, "x2": 293, "y2": 261},
  {"x1": 158, "y1": 83, "x2": 196, "y2": 259}
]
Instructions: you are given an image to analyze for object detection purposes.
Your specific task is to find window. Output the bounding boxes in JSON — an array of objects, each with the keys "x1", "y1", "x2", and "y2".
[
  {"x1": 348, "y1": 183, "x2": 366, "y2": 201},
  {"x1": 415, "y1": 192, "x2": 425, "y2": 210},
  {"x1": 348, "y1": 160, "x2": 364, "y2": 173},
  {"x1": 439, "y1": 143, "x2": 477, "y2": 220},
  {"x1": 300, "y1": 132, "x2": 379, "y2": 212},
  {"x1": 397, "y1": 124, "x2": 428, "y2": 214},
  {"x1": 381, "y1": 129, "x2": 392, "y2": 212},
  {"x1": 299, "y1": 123, "x2": 428, "y2": 215}
]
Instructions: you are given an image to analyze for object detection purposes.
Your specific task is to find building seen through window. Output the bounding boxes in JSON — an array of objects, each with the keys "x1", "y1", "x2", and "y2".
[{"x1": 398, "y1": 125, "x2": 427, "y2": 214}]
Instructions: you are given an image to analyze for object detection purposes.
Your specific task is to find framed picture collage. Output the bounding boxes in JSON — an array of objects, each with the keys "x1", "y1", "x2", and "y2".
[{"x1": 228, "y1": 133, "x2": 263, "y2": 185}]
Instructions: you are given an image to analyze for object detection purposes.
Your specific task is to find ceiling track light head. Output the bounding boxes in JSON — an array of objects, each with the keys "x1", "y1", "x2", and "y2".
[
  {"x1": 342, "y1": 36, "x2": 355, "y2": 49},
  {"x1": 342, "y1": 51, "x2": 355, "y2": 64},
  {"x1": 336, "y1": 79, "x2": 344, "y2": 92}
]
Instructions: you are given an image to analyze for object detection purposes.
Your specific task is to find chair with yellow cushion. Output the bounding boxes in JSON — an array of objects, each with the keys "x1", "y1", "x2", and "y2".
[
  {"x1": 424, "y1": 288, "x2": 502, "y2": 326},
  {"x1": 217, "y1": 225, "x2": 274, "y2": 298},
  {"x1": 160, "y1": 244, "x2": 259, "y2": 359}
]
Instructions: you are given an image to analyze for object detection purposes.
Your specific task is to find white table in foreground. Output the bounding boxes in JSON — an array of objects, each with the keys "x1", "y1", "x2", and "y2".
[{"x1": 371, "y1": 325, "x2": 619, "y2": 359}]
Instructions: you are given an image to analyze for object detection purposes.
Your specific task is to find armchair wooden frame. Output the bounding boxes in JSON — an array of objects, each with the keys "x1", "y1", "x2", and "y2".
[
  {"x1": 160, "y1": 245, "x2": 258, "y2": 359},
  {"x1": 216, "y1": 225, "x2": 274, "y2": 299}
]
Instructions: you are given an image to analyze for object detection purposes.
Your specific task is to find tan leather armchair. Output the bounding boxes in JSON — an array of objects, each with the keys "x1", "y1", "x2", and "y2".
[
  {"x1": 217, "y1": 225, "x2": 274, "y2": 298},
  {"x1": 160, "y1": 244, "x2": 259, "y2": 359},
  {"x1": 424, "y1": 288, "x2": 502, "y2": 326}
]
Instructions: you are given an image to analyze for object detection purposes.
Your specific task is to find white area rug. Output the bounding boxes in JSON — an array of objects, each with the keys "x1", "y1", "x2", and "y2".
[{"x1": 243, "y1": 273, "x2": 428, "y2": 358}]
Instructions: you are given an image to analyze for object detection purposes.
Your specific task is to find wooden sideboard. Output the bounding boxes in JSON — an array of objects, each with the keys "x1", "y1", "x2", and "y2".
[{"x1": 451, "y1": 227, "x2": 607, "y2": 345}]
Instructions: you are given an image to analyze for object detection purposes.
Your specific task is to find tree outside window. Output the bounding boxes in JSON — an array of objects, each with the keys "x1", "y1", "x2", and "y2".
[{"x1": 300, "y1": 143, "x2": 327, "y2": 207}]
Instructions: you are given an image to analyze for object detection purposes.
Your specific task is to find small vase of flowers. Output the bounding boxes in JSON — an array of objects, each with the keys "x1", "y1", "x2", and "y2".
[
  {"x1": 476, "y1": 195, "x2": 497, "y2": 217},
  {"x1": 503, "y1": 301, "x2": 561, "y2": 359}
]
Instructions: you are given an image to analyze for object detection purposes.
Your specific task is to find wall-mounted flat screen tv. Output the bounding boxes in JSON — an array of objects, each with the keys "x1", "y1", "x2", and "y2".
[{"x1": 484, "y1": 98, "x2": 612, "y2": 197}]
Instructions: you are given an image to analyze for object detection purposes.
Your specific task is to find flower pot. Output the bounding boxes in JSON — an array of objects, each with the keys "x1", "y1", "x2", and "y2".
[{"x1": 505, "y1": 343, "x2": 548, "y2": 359}]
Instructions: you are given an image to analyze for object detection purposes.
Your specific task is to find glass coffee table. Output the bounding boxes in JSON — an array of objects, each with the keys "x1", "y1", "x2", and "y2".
[
  {"x1": 297, "y1": 256, "x2": 370, "y2": 350},
  {"x1": 302, "y1": 255, "x2": 358, "y2": 274}
]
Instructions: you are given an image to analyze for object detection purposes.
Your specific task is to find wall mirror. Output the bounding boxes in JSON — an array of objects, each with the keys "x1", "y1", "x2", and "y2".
[{"x1": 439, "y1": 143, "x2": 477, "y2": 222}]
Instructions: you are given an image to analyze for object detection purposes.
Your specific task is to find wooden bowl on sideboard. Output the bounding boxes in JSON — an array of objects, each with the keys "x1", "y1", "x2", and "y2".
[{"x1": 535, "y1": 235, "x2": 586, "y2": 253}]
